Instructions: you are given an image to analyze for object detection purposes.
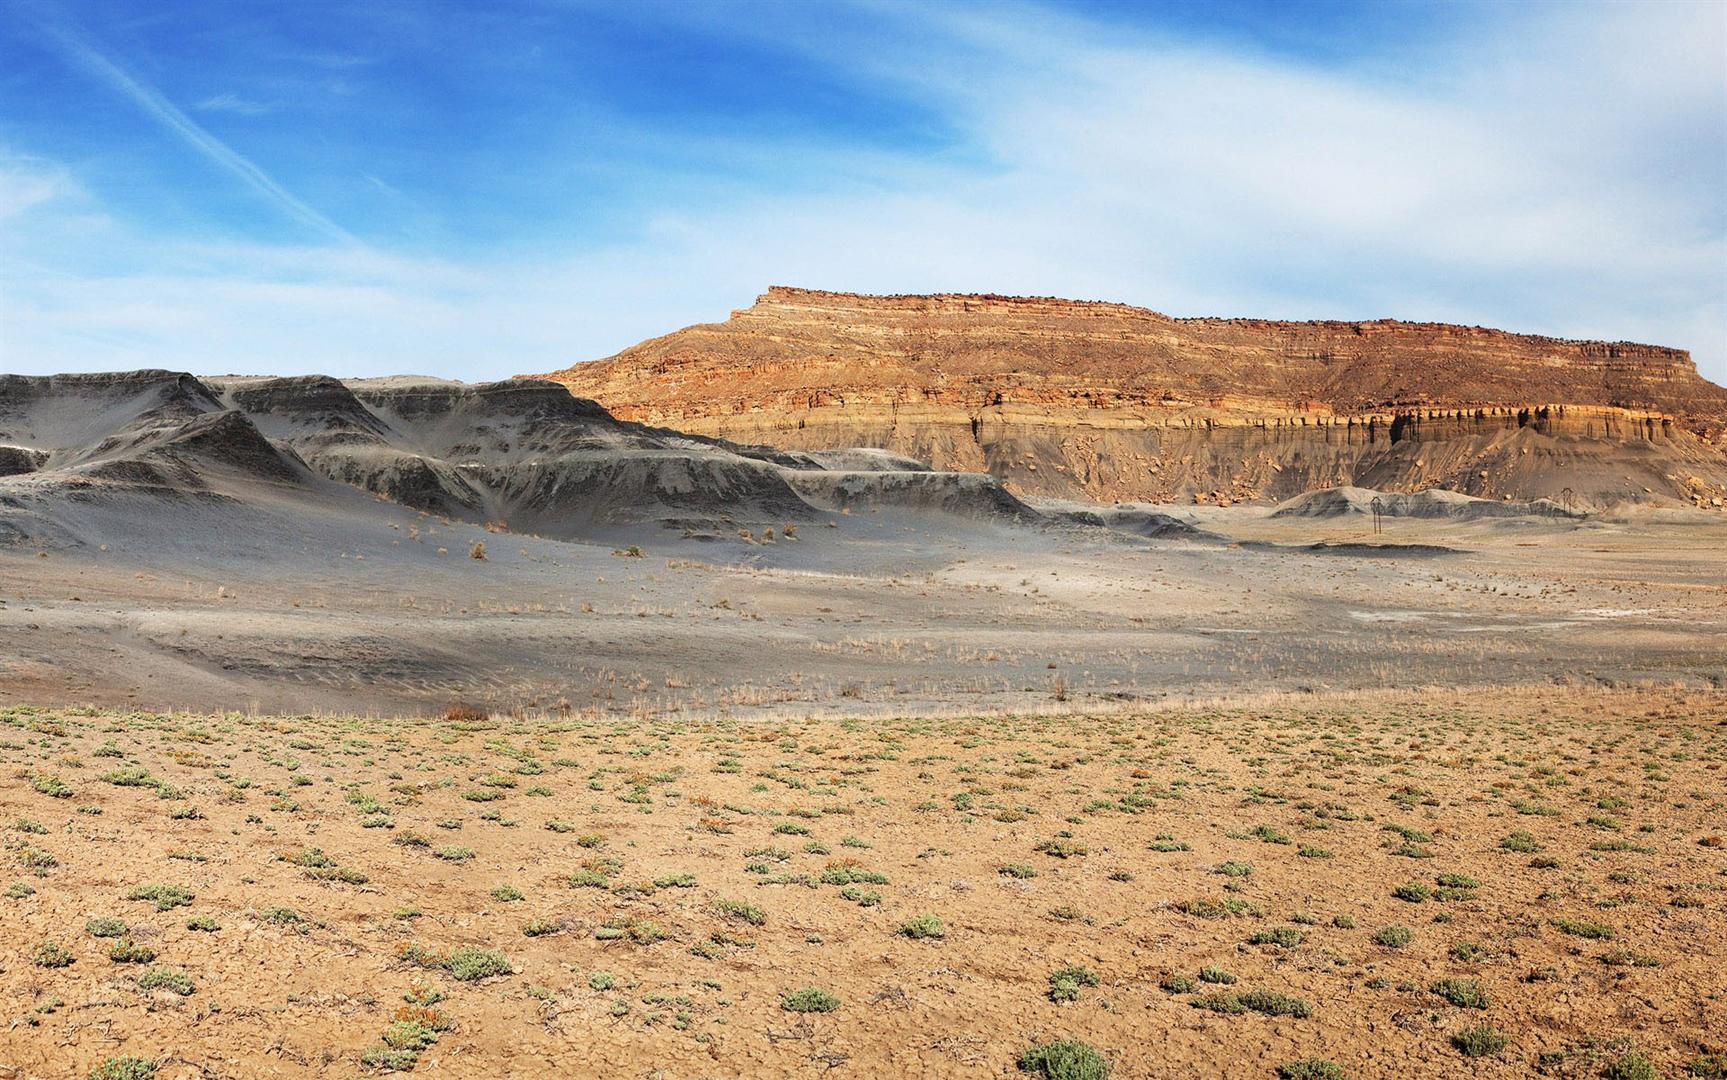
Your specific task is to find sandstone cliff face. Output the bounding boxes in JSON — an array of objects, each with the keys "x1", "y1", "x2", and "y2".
[{"x1": 536, "y1": 287, "x2": 1727, "y2": 508}]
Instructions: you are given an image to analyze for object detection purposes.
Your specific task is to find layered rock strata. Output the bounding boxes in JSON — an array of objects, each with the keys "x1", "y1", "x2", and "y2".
[{"x1": 537, "y1": 287, "x2": 1727, "y2": 507}]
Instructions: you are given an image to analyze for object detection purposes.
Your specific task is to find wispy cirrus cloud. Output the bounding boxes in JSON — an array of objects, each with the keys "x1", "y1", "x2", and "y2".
[
  {"x1": 25, "y1": 16, "x2": 356, "y2": 246},
  {"x1": 0, "y1": 153, "x2": 75, "y2": 222},
  {"x1": 194, "y1": 92, "x2": 270, "y2": 117}
]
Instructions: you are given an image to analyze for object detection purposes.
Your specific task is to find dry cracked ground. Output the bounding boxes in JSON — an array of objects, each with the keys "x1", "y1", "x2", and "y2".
[{"x1": 1, "y1": 688, "x2": 1724, "y2": 1080}]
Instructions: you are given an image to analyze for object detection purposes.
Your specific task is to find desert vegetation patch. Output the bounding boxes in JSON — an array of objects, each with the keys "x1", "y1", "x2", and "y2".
[{"x1": 1, "y1": 689, "x2": 1723, "y2": 1077}]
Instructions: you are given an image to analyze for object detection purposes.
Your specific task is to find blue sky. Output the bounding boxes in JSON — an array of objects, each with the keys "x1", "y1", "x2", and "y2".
[{"x1": 2, "y1": 0, "x2": 1724, "y2": 384}]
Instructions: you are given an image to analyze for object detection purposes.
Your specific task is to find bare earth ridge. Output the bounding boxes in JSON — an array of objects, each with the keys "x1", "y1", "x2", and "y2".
[{"x1": 536, "y1": 287, "x2": 1727, "y2": 509}]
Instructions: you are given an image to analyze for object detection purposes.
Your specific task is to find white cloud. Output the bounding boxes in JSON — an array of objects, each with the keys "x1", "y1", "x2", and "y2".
[
  {"x1": 194, "y1": 93, "x2": 271, "y2": 116},
  {"x1": 0, "y1": 0, "x2": 1722, "y2": 387},
  {"x1": 0, "y1": 162, "x2": 69, "y2": 223},
  {"x1": 29, "y1": 18, "x2": 356, "y2": 245}
]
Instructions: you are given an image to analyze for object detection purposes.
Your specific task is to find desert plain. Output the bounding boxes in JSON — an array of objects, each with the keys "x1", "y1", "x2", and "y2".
[{"x1": 3, "y1": 487, "x2": 1725, "y2": 1080}]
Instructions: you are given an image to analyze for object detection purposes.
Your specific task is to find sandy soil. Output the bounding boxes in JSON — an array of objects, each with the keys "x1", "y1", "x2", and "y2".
[
  {"x1": 0, "y1": 687, "x2": 1721, "y2": 1079},
  {"x1": 2, "y1": 496, "x2": 1725, "y2": 719}
]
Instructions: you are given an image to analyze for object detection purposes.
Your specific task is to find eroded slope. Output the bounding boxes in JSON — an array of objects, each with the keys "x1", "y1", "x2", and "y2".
[{"x1": 1, "y1": 371, "x2": 1040, "y2": 547}]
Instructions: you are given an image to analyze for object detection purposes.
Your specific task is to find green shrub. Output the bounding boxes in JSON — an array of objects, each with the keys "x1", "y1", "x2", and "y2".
[
  {"x1": 381, "y1": 1019, "x2": 439, "y2": 1051},
  {"x1": 101, "y1": 767, "x2": 154, "y2": 787},
  {"x1": 124, "y1": 883, "x2": 193, "y2": 911},
  {"x1": 1017, "y1": 1039, "x2": 1110, "y2": 1080},
  {"x1": 359, "y1": 1046, "x2": 419, "y2": 1071},
  {"x1": 1237, "y1": 989, "x2": 1312, "y2": 1018},
  {"x1": 1278, "y1": 1061, "x2": 1344, "y2": 1080},
  {"x1": 1602, "y1": 1052, "x2": 1659, "y2": 1080},
  {"x1": 108, "y1": 938, "x2": 156, "y2": 964},
  {"x1": 260, "y1": 906, "x2": 304, "y2": 927},
  {"x1": 1048, "y1": 964, "x2": 1100, "y2": 1002},
  {"x1": 85, "y1": 916, "x2": 128, "y2": 938},
  {"x1": 32, "y1": 774, "x2": 73, "y2": 798},
  {"x1": 899, "y1": 913, "x2": 945, "y2": 940},
  {"x1": 818, "y1": 867, "x2": 889, "y2": 886},
  {"x1": 88, "y1": 1059, "x2": 156, "y2": 1080},
  {"x1": 839, "y1": 885, "x2": 881, "y2": 906},
  {"x1": 1500, "y1": 830, "x2": 1542, "y2": 853},
  {"x1": 136, "y1": 967, "x2": 195, "y2": 995},
  {"x1": 445, "y1": 946, "x2": 512, "y2": 981},
  {"x1": 1191, "y1": 989, "x2": 1312, "y2": 1018},
  {"x1": 1373, "y1": 925, "x2": 1413, "y2": 948},
  {"x1": 1189, "y1": 991, "x2": 1246, "y2": 1015},
  {"x1": 781, "y1": 987, "x2": 840, "y2": 1013},
  {"x1": 1430, "y1": 978, "x2": 1489, "y2": 1009},
  {"x1": 32, "y1": 940, "x2": 74, "y2": 968},
  {"x1": 716, "y1": 899, "x2": 766, "y2": 926},
  {"x1": 1174, "y1": 897, "x2": 1261, "y2": 919},
  {"x1": 1451, "y1": 1025, "x2": 1507, "y2": 1057},
  {"x1": 1450, "y1": 942, "x2": 1483, "y2": 962}
]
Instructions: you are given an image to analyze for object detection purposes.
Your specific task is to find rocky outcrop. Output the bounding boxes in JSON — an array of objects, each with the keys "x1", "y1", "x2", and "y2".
[
  {"x1": 0, "y1": 446, "x2": 48, "y2": 477},
  {"x1": 1271, "y1": 487, "x2": 1579, "y2": 521},
  {"x1": 206, "y1": 375, "x2": 817, "y2": 530},
  {"x1": 535, "y1": 287, "x2": 1727, "y2": 508},
  {"x1": 782, "y1": 469, "x2": 1038, "y2": 521},
  {"x1": 2, "y1": 371, "x2": 1041, "y2": 539},
  {"x1": 0, "y1": 370, "x2": 314, "y2": 494}
]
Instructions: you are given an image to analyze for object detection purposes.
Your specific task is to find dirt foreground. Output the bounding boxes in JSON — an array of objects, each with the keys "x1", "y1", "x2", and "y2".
[{"x1": 2, "y1": 687, "x2": 1723, "y2": 1079}]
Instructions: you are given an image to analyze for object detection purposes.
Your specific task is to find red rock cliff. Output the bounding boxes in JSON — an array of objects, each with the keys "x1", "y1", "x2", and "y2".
[{"x1": 534, "y1": 287, "x2": 1727, "y2": 507}]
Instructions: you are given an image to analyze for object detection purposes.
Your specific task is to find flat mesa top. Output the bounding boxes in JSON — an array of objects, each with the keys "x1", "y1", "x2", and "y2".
[{"x1": 742, "y1": 285, "x2": 1686, "y2": 354}]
